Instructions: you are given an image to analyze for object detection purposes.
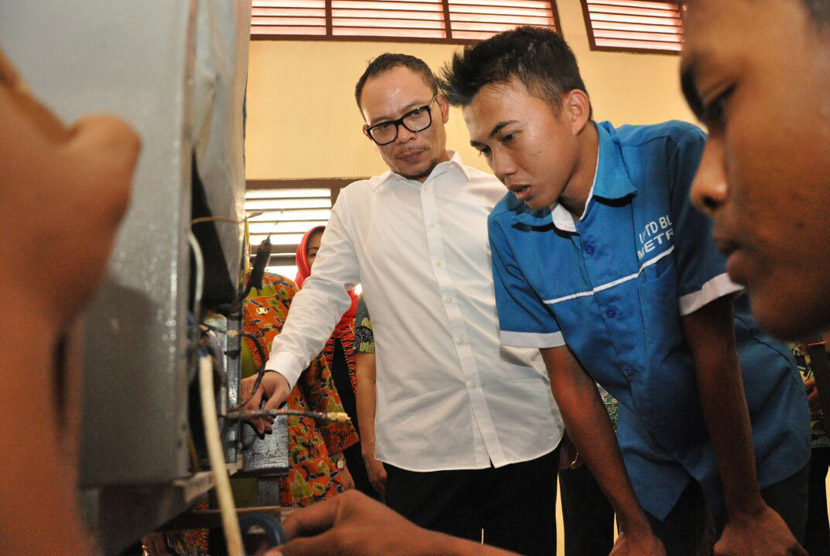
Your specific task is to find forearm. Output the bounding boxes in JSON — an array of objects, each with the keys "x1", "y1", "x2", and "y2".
[
  {"x1": 355, "y1": 353, "x2": 377, "y2": 458},
  {"x1": 268, "y1": 208, "x2": 360, "y2": 387},
  {"x1": 0, "y1": 314, "x2": 89, "y2": 554},
  {"x1": 542, "y1": 347, "x2": 651, "y2": 534},
  {"x1": 683, "y1": 301, "x2": 762, "y2": 515}
]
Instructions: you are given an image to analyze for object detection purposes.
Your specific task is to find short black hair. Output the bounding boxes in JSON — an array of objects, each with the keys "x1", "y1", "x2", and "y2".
[
  {"x1": 439, "y1": 26, "x2": 590, "y2": 116},
  {"x1": 354, "y1": 53, "x2": 438, "y2": 110}
]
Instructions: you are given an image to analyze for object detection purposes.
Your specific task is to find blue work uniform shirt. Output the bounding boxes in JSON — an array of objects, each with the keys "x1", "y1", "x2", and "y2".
[{"x1": 489, "y1": 120, "x2": 810, "y2": 520}]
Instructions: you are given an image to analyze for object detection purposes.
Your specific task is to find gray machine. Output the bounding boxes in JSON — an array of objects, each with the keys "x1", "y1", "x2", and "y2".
[{"x1": 1, "y1": 1, "x2": 288, "y2": 553}]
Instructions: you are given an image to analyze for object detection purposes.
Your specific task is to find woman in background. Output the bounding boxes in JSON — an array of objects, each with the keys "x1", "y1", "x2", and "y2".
[
  {"x1": 295, "y1": 226, "x2": 374, "y2": 497},
  {"x1": 242, "y1": 271, "x2": 358, "y2": 506}
]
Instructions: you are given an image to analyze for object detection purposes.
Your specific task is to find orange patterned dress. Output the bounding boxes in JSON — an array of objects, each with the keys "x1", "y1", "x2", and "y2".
[{"x1": 242, "y1": 272, "x2": 359, "y2": 507}]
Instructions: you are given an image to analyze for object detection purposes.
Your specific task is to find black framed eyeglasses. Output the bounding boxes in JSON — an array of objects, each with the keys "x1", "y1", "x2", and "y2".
[{"x1": 365, "y1": 96, "x2": 437, "y2": 146}]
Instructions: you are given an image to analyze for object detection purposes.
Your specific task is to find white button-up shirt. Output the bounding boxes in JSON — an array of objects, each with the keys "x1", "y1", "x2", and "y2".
[{"x1": 266, "y1": 152, "x2": 563, "y2": 471}]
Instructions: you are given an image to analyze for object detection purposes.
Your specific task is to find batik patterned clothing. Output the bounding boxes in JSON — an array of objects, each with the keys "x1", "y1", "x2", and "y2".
[
  {"x1": 791, "y1": 343, "x2": 830, "y2": 448},
  {"x1": 321, "y1": 328, "x2": 357, "y2": 393},
  {"x1": 243, "y1": 272, "x2": 359, "y2": 507},
  {"x1": 354, "y1": 295, "x2": 374, "y2": 354}
]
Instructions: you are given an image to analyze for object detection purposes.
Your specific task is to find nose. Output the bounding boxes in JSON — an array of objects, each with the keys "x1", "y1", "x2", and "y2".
[
  {"x1": 690, "y1": 135, "x2": 729, "y2": 215},
  {"x1": 491, "y1": 149, "x2": 517, "y2": 185},
  {"x1": 396, "y1": 123, "x2": 417, "y2": 143}
]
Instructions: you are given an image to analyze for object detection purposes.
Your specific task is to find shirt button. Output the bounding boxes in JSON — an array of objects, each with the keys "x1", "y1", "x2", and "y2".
[
  {"x1": 456, "y1": 337, "x2": 464, "y2": 345},
  {"x1": 605, "y1": 308, "x2": 617, "y2": 319},
  {"x1": 584, "y1": 243, "x2": 596, "y2": 255},
  {"x1": 469, "y1": 382, "x2": 476, "y2": 389},
  {"x1": 428, "y1": 222, "x2": 435, "y2": 229},
  {"x1": 423, "y1": 185, "x2": 432, "y2": 192},
  {"x1": 445, "y1": 296, "x2": 453, "y2": 304},
  {"x1": 434, "y1": 260, "x2": 442, "y2": 267},
  {"x1": 623, "y1": 364, "x2": 635, "y2": 376}
]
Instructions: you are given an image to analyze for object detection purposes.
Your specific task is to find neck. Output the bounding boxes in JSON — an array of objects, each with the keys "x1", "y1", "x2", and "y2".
[
  {"x1": 409, "y1": 149, "x2": 452, "y2": 183},
  {"x1": 558, "y1": 122, "x2": 599, "y2": 217}
]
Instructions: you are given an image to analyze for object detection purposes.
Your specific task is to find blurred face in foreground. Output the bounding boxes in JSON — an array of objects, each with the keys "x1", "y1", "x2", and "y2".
[{"x1": 683, "y1": 0, "x2": 830, "y2": 339}]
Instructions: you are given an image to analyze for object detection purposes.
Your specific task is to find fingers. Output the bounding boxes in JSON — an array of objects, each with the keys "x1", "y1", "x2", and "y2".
[
  {"x1": 281, "y1": 495, "x2": 345, "y2": 541},
  {"x1": 263, "y1": 374, "x2": 290, "y2": 412},
  {"x1": 64, "y1": 115, "x2": 139, "y2": 234},
  {"x1": 0, "y1": 49, "x2": 22, "y2": 89},
  {"x1": 372, "y1": 478, "x2": 385, "y2": 497},
  {"x1": 3, "y1": 84, "x2": 69, "y2": 143},
  {"x1": 68, "y1": 115, "x2": 141, "y2": 191},
  {"x1": 244, "y1": 384, "x2": 268, "y2": 435},
  {"x1": 276, "y1": 531, "x2": 343, "y2": 556}
]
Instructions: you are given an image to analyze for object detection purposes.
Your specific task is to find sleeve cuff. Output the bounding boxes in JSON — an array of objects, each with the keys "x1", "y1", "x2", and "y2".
[
  {"x1": 678, "y1": 273, "x2": 744, "y2": 316},
  {"x1": 264, "y1": 350, "x2": 307, "y2": 390},
  {"x1": 500, "y1": 330, "x2": 565, "y2": 348}
]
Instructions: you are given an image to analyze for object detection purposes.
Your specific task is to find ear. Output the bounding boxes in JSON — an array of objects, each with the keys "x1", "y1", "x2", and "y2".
[
  {"x1": 437, "y1": 93, "x2": 450, "y2": 124},
  {"x1": 563, "y1": 90, "x2": 591, "y2": 135}
]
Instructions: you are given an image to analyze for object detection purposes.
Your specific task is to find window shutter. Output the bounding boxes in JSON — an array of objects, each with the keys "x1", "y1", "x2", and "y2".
[
  {"x1": 251, "y1": 0, "x2": 328, "y2": 36},
  {"x1": 448, "y1": 0, "x2": 558, "y2": 41},
  {"x1": 331, "y1": 0, "x2": 447, "y2": 39},
  {"x1": 251, "y1": 0, "x2": 558, "y2": 42},
  {"x1": 581, "y1": 0, "x2": 683, "y2": 54}
]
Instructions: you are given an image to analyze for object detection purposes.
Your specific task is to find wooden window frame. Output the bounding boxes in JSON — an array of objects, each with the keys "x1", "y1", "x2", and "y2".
[
  {"x1": 251, "y1": 0, "x2": 561, "y2": 44},
  {"x1": 579, "y1": 0, "x2": 684, "y2": 56}
]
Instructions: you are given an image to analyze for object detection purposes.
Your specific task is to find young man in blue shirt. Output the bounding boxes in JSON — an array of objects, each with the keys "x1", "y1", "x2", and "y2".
[{"x1": 439, "y1": 26, "x2": 810, "y2": 556}]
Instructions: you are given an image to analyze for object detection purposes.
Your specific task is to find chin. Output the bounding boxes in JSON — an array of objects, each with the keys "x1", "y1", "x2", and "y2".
[{"x1": 749, "y1": 288, "x2": 828, "y2": 341}]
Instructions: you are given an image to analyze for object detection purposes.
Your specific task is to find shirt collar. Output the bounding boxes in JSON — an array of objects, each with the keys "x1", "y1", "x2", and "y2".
[
  {"x1": 375, "y1": 150, "x2": 468, "y2": 190},
  {"x1": 549, "y1": 122, "x2": 637, "y2": 233}
]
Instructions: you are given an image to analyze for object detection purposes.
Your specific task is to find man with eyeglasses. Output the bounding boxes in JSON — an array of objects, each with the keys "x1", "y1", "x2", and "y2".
[{"x1": 242, "y1": 53, "x2": 564, "y2": 555}]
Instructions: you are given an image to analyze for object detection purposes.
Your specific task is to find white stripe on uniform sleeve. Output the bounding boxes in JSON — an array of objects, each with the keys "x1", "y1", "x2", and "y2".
[
  {"x1": 678, "y1": 273, "x2": 744, "y2": 316},
  {"x1": 500, "y1": 330, "x2": 566, "y2": 348}
]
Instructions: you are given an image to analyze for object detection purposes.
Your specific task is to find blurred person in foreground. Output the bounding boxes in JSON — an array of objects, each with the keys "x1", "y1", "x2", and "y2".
[{"x1": 0, "y1": 48, "x2": 140, "y2": 554}]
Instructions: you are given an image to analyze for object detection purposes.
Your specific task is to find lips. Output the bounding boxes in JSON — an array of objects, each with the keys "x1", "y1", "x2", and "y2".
[
  {"x1": 510, "y1": 184, "x2": 531, "y2": 202},
  {"x1": 397, "y1": 149, "x2": 425, "y2": 163},
  {"x1": 715, "y1": 236, "x2": 751, "y2": 285}
]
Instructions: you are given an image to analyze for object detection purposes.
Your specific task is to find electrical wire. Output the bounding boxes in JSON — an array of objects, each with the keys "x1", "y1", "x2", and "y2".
[
  {"x1": 187, "y1": 230, "x2": 205, "y2": 323},
  {"x1": 199, "y1": 323, "x2": 269, "y2": 410},
  {"x1": 225, "y1": 408, "x2": 351, "y2": 424},
  {"x1": 199, "y1": 354, "x2": 243, "y2": 556}
]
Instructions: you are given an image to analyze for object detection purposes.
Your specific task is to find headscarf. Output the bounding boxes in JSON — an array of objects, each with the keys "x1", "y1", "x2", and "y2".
[{"x1": 295, "y1": 225, "x2": 358, "y2": 338}]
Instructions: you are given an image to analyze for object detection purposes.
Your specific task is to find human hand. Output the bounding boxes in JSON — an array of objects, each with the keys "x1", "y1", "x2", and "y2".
[
  {"x1": 714, "y1": 505, "x2": 807, "y2": 556},
  {"x1": 265, "y1": 491, "x2": 502, "y2": 556},
  {"x1": 241, "y1": 372, "x2": 291, "y2": 434},
  {"x1": 363, "y1": 456, "x2": 387, "y2": 497},
  {"x1": 609, "y1": 528, "x2": 666, "y2": 556},
  {"x1": 0, "y1": 49, "x2": 140, "y2": 326},
  {"x1": 558, "y1": 432, "x2": 582, "y2": 470}
]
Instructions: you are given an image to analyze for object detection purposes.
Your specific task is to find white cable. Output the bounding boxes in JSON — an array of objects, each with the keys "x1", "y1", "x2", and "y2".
[
  {"x1": 199, "y1": 355, "x2": 243, "y2": 556},
  {"x1": 187, "y1": 230, "x2": 204, "y2": 320}
]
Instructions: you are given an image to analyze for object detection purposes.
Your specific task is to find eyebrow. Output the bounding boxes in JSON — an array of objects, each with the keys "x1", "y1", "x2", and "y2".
[
  {"x1": 680, "y1": 57, "x2": 705, "y2": 120},
  {"x1": 368, "y1": 98, "x2": 432, "y2": 126},
  {"x1": 469, "y1": 121, "x2": 516, "y2": 148}
]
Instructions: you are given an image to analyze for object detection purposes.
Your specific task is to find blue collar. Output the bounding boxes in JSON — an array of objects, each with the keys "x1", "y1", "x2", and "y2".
[{"x1": 591, "y1": 121, "x2": 637, "y2": 201}]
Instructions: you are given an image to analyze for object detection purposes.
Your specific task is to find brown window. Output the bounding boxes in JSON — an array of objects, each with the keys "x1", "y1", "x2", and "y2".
[
  {"x1": 246, "y1": 179, "x2": 356, "y2": 274},
  {"x1": 251, "y1": 0, "x2": 560, "y2": 43},
  {"x1": 580, "y1": 0, "x2": 683, "y2": 54}
]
